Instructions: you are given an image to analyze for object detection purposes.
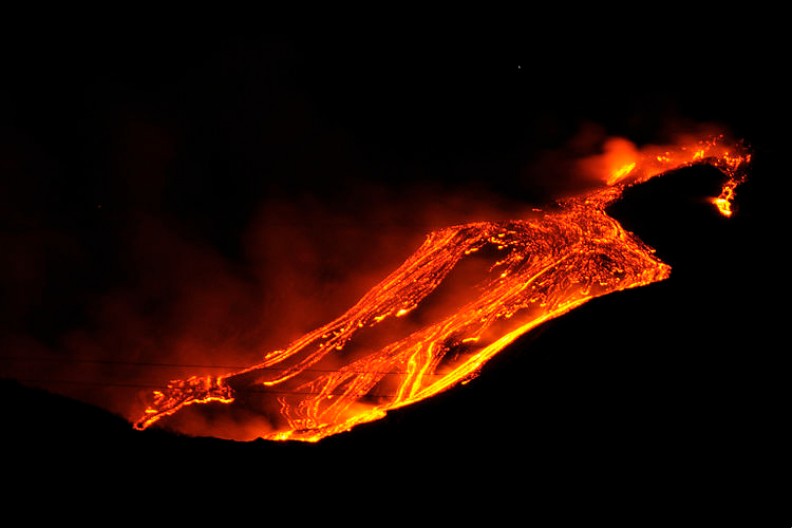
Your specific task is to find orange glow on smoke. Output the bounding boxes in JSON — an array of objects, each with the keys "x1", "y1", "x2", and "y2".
[{"x1": 133, "y1": 134, "x2": 750, "y2": 442}]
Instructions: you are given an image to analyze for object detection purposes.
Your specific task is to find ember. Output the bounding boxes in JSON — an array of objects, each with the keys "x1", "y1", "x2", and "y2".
[{"x1": 134, "y1": 134, "x2": 750, "y2": 442}]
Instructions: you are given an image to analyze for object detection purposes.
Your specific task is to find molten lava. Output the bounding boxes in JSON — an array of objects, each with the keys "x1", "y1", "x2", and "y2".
[{"x1": 133, "y1": 134, "x2": 750, "y2": 442}]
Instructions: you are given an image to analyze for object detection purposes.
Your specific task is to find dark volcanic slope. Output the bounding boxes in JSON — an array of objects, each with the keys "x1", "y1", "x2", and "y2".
[
  {"x1": 4, "y1": 163, "x2": 783, "y2": 474},
  {"x1": 2, "y1": 160, "x2": 787, "y2": 528}
]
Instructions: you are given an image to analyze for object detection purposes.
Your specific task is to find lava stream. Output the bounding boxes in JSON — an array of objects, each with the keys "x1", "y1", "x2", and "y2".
[{"x1": 133, "y1": 134, "x2": 750, "y2": 442}]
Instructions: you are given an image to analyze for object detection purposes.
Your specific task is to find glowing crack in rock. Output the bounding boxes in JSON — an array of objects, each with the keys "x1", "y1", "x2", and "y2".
[{"x1": 133, "y1": 134, "x2": 750, "y2": 442}]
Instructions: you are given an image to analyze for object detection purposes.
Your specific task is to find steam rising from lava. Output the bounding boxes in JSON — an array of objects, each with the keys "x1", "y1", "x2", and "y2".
[{"x1": 123, "y1": 132, "x2": 750, "y2": 442}]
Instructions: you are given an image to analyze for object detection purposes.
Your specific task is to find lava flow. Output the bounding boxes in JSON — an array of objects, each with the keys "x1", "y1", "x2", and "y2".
[{"x1": 133, "y1": 134, "x2": 751, "y2": 442}]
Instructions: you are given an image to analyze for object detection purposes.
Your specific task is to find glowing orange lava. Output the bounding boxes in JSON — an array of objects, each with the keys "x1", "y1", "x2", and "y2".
[{"x1": 133, "y1": 134, "x2": 751, "y2": 442}]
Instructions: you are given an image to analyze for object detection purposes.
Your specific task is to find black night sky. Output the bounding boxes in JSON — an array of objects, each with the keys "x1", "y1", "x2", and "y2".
[{"x1": 1, "y1": 15, "x2": 789, "y2": 522}]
